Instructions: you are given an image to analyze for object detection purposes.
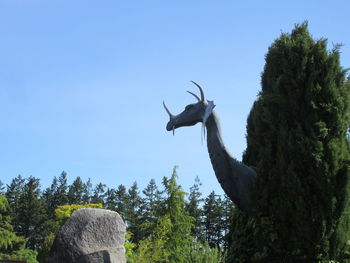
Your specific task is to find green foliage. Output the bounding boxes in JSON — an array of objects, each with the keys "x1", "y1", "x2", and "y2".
[
  {"x1": 187, "y1": 242, "x2": 223, "y2": 263},
  {"x1": 124, "y1": 232, "x2": 136, "y2": 261},
  {"x1": 0, "y1": 248, "x2": 39, "y2": 263},
  {"x1": 128, "y1": 167, "x2": 223, "y2": 263},
  {"x1": 124, "y1": 182, "x2": 144, "y2": 244},
  {"x1": 229, "y1": 22, "x2": 350, "y2": 262},
  {"x1": 11, "y1": 177, "x2": 47, "y2": 249},
  {"x1": 131, "y1": 215, "x2": 172, "y2": 263},
  {"x1": 203, "y1": 191, "x2": 225, "y2": 249},
  {"x1": 91, "y1": 182, "x2": 107, "y2": 204},
  {"x1": 114, "y1": 184, "x2": 128, "y2": 218},
  {"x1": 54, "y1": 203, "x2": 103, "y2": 221},
  {"x1": 161, "y1": 167, "x2": 194, "y2": 261},
  {"x1": 0, "y1": 195, "x2": 26, "y2": 252},
  {"x1": 139, "y1": 179, "x2": 163, "y2": 239},
  {"x1": 3, "y1": 171, "x2": 230, "y2": 263},
  {"x1": 0, "y1": 195, "x2": 38, "y2": 263},
  {"x1": 186, "y1": 176, "x2": 204, "y2": 242},
  {"x1": 67, "y1": 176, "x2": 86, "y2": 205},
  {"x1": 0, "y1": 180, "x2": 4, "y2": 194}
]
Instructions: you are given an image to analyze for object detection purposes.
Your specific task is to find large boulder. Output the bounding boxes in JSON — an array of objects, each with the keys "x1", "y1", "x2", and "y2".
[{"x1": 49, "y1": 208, "x2": 126, "y2": 263}]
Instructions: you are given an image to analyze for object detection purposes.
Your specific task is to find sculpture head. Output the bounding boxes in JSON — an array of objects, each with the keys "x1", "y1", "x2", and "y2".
[{"x1": 163, "y1": 81, "x2": 215, "y2": 133}]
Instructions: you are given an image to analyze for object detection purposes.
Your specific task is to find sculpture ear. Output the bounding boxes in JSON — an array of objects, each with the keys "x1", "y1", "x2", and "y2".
[
  {"x1": 203, "y1": 100, "x2": 215, "y2": 123},
  {"x1": 201, "y1": 100, "x2": 215, "y2": 144}
]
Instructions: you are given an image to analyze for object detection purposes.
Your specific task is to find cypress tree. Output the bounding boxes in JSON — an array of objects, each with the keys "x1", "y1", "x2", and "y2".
[{"x1": 229, "y1": 23, "x2": 350, "y2": 262}]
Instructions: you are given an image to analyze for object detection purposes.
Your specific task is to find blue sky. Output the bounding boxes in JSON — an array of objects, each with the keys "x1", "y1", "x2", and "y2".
[{"x1": 1, "y1": 0, "x2": 350, "y2": 197}]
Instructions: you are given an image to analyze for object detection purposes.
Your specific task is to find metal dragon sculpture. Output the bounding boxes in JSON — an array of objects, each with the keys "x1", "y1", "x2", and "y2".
[{"x1": 163, "y1": 81, "x2": 257, "y2": 215}]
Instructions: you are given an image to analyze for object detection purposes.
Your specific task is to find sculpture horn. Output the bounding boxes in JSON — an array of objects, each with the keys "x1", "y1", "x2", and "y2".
[
  {"x1": 191, "y1": 81, "x2": 205, "y2": 102},
  {"x1": 187, "y1": 91, "x2": 201, "y2": 102},
  {"x1": 163, "y1": 101, "x2": 174, "y2": 118}
]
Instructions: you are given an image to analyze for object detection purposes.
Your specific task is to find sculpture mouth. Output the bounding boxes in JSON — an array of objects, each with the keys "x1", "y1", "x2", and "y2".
[
  {"x1": 166, "y1": 119, "x2": 182, "y2": 131},
  {"x1": 166, "y1": 121, "x2": 176, "y2": 131},
  {"x1": 166, "y1": 118, "x2": 199, "y2": 131}
]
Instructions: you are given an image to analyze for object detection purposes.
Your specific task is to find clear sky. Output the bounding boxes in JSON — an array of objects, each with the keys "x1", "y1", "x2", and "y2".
[{"x1": 1, "y1": 0, "x2": 350, "y2": 196}]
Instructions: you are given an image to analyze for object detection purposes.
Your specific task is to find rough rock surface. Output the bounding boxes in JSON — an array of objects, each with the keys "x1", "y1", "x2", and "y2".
[{"x1": 49, "y1": 208, "x2": 126, "y2": 263}]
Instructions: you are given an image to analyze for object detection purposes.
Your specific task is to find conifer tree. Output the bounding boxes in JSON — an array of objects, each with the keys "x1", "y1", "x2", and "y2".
[
  {"x1": 125, "y1": 182, "x2": 143, "y2": 243},
  {"x1": 0, "y1": 181, "x2": 4, "y2": 194},
  {"x1": 91, "y1": 182, "x2": 106, "y2": 204},
  {"x1": 162, "y1": 167, "x2": 193, "y2": 261},
  {"x1": 104, "y1": 188, "x2": 118, "y2": 210},
  {"x1": 42, "y1": 176, "x2": 59, "y2": 217},
  {"x1": 0, "y1": 195, "x2": 38, "y2": 263},
  {"x1": 131, "y1": 167, "x2": 195, "y2": 263},
  {"x1": 229, "y1": 23, "x2": 350, "y2": 262},
  {"x1": 67, "y1": 176, "x2": 85, "y2": 205},
  {"x1": 16, "y1": 177, "x2": 47, "y2": 249},
  {"x1": 55, "y1": 171, "x2": 69, "y2": 205},
  {"x1": 82, "y1": 178, "x2": 93, "y2": 204},
  {"x1": 115, "y1": 184, "x2": 128, "y2": 218},
  {"x1": 203, "y1": 191, "x2": 224, "y2": 249},
  {"x1": 221, "y1": 195, "x2": 235, "y2": 250},
  {"x1": 5, "y1": 175, "x2": 25, "y2": 221},
  {"x1": 186, "y1": 176, "x2": 204, "y2": 242},
  {"x1": 0, "y1": 195, "x2": 26, "y2": 253},
  {"x1": 139, "y1": 179, "x2": 163, "y2": 238}
]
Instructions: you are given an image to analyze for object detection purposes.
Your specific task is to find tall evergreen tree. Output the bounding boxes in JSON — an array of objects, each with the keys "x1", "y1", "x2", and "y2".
[
  {"x1": 229, "y1": 23, "x2": 350, "y2": 262},
  {"x1": 132, "y1": 167, "x2": 195, "y2": 263},
  {"x1": 162, "y1": 167, "x2": 194, "y2": 261},
  {"x1": 0, "y1": 195, "x2": 38, "y2": 263},
  {"x1": 42, "y1": 176, "x2": 59, "y2": 217},
  {"x1": 91, "y1": 182, "x2": 106, "y2": 204},
  {"x1": 0, "y1": 195, "x2": 26, "y2": 253},
  {"x1": 139, "y1": 179, "x2": 163, "y2": 239},
  {"x1": 186, "y1": 176, "x2": 204, "y2": 242},
  {"x1": 221, "y1": 195, "x2": 235, "y2": 250},
  {"x1": 104, "y1": 188, "x2": 118, "y2": 210},
  {"x1": 5, "y1": 175, "x2": 25, "y2": 212},
  {"x1": 55, "y1": 171, "x2": 68, "y2": 206},
  {"x1": 203, "y1": 191, "x2": 224, "y2": 249},
  {"x1": 5, "y1": 175, "x2": 26, "y2": 234},
  {"x1": 82, "y1": 178, "x2": 92, "y2": 204},
  {"x1": 16, "y1": 177, "x2": 47, "y2": 249},
  {"x1": 125, "y1": 182, "x2": 143, "y2": 243},
  {"x1": 0, "y1": 180, "x2": 4, "y2": 194},
  {"x1": 67, "y1": 176, "x2": 85, "y2": 205},
  {"x1": 115, "y1": 184, "x2": 128, "y2": 218}
]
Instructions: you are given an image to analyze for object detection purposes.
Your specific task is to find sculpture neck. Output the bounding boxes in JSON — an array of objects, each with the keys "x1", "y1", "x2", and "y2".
[
  {"x1": 205, "y1": 112, "x2": 237, "y2": 195},
  {"x1": 204, "y1": 111, "x2": 256, "y2": 215},
  {"x1": 205, "y1": 111, "x2": 243, "y2": 208},
  {"x1": 205, "y1": 111, "x2": 225, "y2": 150}
]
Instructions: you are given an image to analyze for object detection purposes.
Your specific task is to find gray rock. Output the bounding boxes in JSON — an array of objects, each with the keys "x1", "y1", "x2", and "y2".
[{"x1": 49, "y1": 208, "x2": 126, "y2": 263}]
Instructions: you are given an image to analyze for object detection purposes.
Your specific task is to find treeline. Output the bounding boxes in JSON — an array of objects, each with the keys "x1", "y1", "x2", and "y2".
[{"x1": 0, "y1": 167, "x2": 234, "y2": 262}]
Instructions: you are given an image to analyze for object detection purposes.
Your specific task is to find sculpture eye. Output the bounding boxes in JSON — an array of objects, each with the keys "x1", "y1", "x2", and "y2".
[{"x1": 185, "y1": 105, "x2": 194, "y2": 111}]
